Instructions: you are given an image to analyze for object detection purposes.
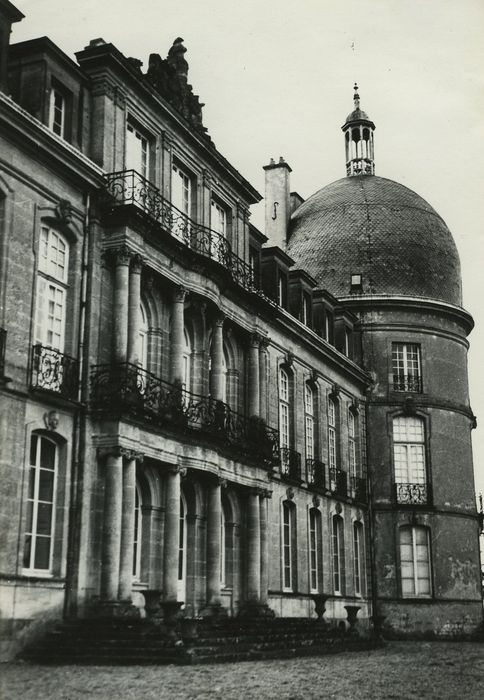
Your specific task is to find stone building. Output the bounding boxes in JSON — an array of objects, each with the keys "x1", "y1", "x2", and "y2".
[{"x1": 0, "y1": 1, "x2": 482, "y2": 659}]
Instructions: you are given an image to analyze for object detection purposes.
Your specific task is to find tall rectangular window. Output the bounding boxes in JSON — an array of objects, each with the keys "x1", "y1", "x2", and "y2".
[
  {"x1": 279, "y1": 368, "x2": 290, "y2": 449},
  {"x1": 304, "y1": 383, "x2": 314, "y2": 461},
  {"x1": 35, "y1": 227, "x2": 69, "y2": 352},
  {"x1": 309, "y1": 508, "x2": 321, "y2": 592},
  {"x1": 353, "y1": 522, "x2": 363, "y2": 596},
  {"x1": 332, "y1": 514, "x2": 344, "y2": 594},
  {"x1": 23, "y1": 435, "x2": 57, "y2": 573},
  {"x1": 210, "y1": 200, "x2": 226, "y2": 236},
  {"x1": 282, "y1": 501, "x2": 295, "y2": 590},
  {"x1": 399, "y1": 526, "x2": 431, "y2": 597},
  {"x1": 348, "y1": 410, "x2": 357, "y2": 481},
  {"x1": 49, "y1": 88, "x2": 66, "y2": 138},
  {"x1": 328, "y1": 398, "x2": 337, "y2": 473},
  {"x1": 126, "y1": 122, "x2": 149, "y2": 179},
  {"x1": 172, "y1": 163, "x2": 191, "y2": 216},
  {"x1": 302, "y1": 292, "x2": 311, "y2": 327},
  {"x1": 392, "y1": 343, "x2": 422, "y2": 392},
  {"x1": 393, "y1": 416, "x2": 426, "y2": 489}
]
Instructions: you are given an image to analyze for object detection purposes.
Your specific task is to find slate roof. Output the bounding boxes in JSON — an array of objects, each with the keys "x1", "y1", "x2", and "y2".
[{"x1": 286, "y1": 175, "x2": 462, "y2": 306}]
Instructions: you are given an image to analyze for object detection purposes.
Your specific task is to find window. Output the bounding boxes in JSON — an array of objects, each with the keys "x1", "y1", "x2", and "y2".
[
  {"x1": 302, "y1": 293, "x2": 312, "y2": 327},
  {"x1": 392, "y1": 343, "x2": 422, "y2": 392},
  {"x1": 172, "y1": 163, "x2": 191, "y2": 216},
  {"x1": 399, "y1": 526, "x2": 431, "y2": 597},
  {"x1": 126, "y1": 122, "x2": 149, "y2": 179},
  {"x1": 309, "y1": 508, "x2": 322, "y2": 592},
  {"x1": 182, "y1": 329, "x2": 191, "y2": 391},
  {"x1": 304, "y1": 383, "x2": 314, "y2": 461},
  {"x1": 133, "y1": 484, "x2": 142, "y2": 580},
  {"x1": 393, "y1": 416, "x2": 427, "y2": 504},
  {"x1": 211, "y1": 200, "x2": 226, "y2": 237},
  {"x1": 35, "y1": 227, "x2": 69, "y2": 352},
  {"x1": 23, "y1": 434, "x2": 58, "y2": 573},
  {"x1": 282, "y1": 501, "x2": 296, "y2": 590},
  {"x1": 249, "y1": 246, "x2": 260, "y2": 288},
  {"x1": 220, "y1": 507, "x2": 226, "y2": 586},
  {"x1": 139, "y1": 304, "x2": 149, "y2": 370},
  {"x1": 279, "y1": 368, "x2": 290, "y2": 449},
  {"x1": 348, "y1": 409, "x2": 357, "y2": 483},
  {"x1": 328, "y1": 398, "x2": 337, "y2": 480},
  {"x1": 332, "y1": 514, "x2": 345, "y2": 594},
  {"x1": 178, "y1": 493, "x2": 187, "y2": 602},
  {"x1": 353, "y1": 521, "x2": 364, "y2": 596},
  {"x1": 277, "y1": 271, "x2": 287, "y2": 308},
  {"x1": 49, "y1": 87, "x2": 66, "y2": 138}
]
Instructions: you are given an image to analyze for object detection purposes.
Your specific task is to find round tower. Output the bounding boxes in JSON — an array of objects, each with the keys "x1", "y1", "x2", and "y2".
[{"x1": 287, "y1": 88, "x2": 482, "y2": 637}]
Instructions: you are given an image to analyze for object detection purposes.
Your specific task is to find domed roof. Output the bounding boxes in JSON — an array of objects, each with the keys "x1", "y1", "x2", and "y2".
[
  {"x1": 287, "y1": 175, "x2": 462, "y2": 306},
  {"x1": 344, "y1": 107, "x2": 372, "y2": 124}
]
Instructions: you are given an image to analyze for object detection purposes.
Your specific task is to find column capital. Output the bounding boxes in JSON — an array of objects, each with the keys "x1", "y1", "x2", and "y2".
[
  {"x1": 130, "y1": 254, "x2": 145, "y2": 274},
  {"x1": 249, "y1": 332, "x2": 263, "y2": 348},
  {"x1": 213, "y1": 311, "x2": 225, "y2": 328},
  {"x1": 97, "y1": 446, "x2": 144, "y2": 462},
  {"x1": 173, "y1": 285, "x2": 188, "y2": 303},
  {"x1": 113, "y1": 245, "x2": 132, "y2": 267},
  {"x1": 161, "y1": 129, "x2": 174, "y2": 150},
  {"x1": 259, "y1": 336, "x2": 271, "y2": 351},
  {"x1": 167, "y1": 464, "x2": 187, "y2": 477}
]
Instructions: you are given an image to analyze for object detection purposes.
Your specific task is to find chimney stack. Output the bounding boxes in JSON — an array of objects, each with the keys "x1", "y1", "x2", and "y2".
[
  {"x1": 0, "y1": 0, "x2": 24, "y2": 94},
  {"x1": 263, "y1": 156, "x2": 292, "y2": 250}
]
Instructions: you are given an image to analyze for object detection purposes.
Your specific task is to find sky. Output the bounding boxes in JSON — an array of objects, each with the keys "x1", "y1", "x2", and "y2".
[{"x1": 11, "y1": 0, "x2": 484, "y2": 497}]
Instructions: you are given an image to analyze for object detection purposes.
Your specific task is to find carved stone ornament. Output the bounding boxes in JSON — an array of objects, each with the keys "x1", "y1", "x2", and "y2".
[
  {"x1": 335, "y1": 501, "x2": 343, "y2": 514},
  {"x1": 285, "y1": 351, "x2": 295, "y2": 368},
  {"x1": 43, "y1": 410, "x2": 60, "y2": 431},
  {"x1": 356, "y1": 509, "x2": 363, "y2": 522},
  {"x1": 286, "y1": 487, "x2": 295, "y2": 500},
  {"x1": 97, "y1": 446, "x2": 144, "y2": 461},
  {"x1": 403, "y1": 396, "x2": 416, "y2": 416},
  {"x1": 113, "y1": 246, "x2": 132, "y2": 267},
  {"x1": 329, "y1": 383, "x2": 340, "y2": 401},
  {"x1": 131, "y1": 253, "x2": 145, "y2": 273},
  {"x1": 173, "y1": 285, "x2": 187, "y2": 303},
  {"x1": 310, "y1": 368, "x2": 318, "y2": 384},
  {"x1": 349, "y1": 400, "x2": 360, "y2": 416},
  {"x1": 312, "y1": 495, "x2": 321, "y2": 508},
  {"x1": 55, "y1": 199, "x2": 73, "y2": 225}
]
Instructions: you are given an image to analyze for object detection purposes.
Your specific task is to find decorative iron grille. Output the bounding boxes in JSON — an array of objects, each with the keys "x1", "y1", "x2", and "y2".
[
  {"x1": 104, "y1": 170, "x2": 261, "y2": 295},
  {"x1": 31, "y1": 344, "x2": 79, "y2": 400},
  {"x1": 279, "y1": 447, "x2": 302, "y2": 482},
  {"x1": 329, "y1": 468, "x2": 348, "y2": 498},
  {"x1": 392, "y1": 373, "x2": 422, "y2": 393},
  {"x1": 395, "y1": 482, "x2": 430, "y2": 505},
  {"x1": 0, "y1": 328, "x2": 5, "y2": 377},
  {"x1": 306, "y1": 458, "x2": 325, "y2": 489},
  {"x1": 90, "y1": 362, "x2": 279, "y2": 464}
]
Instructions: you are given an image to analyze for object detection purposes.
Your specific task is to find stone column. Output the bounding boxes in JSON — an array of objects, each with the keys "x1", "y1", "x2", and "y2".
[
  {"x1": 210, "y1": 313, "x2": 225, "y2": 401},
  {"x1": 118, "y1": 452, "x2": 142, "y2": 601},
  {"x1": 170, "y1": 286, "x2": 187, "y2": 384},
  {"x1": 163, "y1": 467, "x2": 181, "y2": 602},
  {"x1": 259, "y1": 337, "x2": 269, "y2": 422},
  {"x1": 259, "y1": 490, "x2": 269, "y2": 605},
  {"x1": 127, "y1": 255, "x2": 143, "y2": 365},
  {"x1": 248, "y1": 334, "x2": 260, "y2": 417},
  {"x1": 100, "y1": 449, "x2": 123, "y2": 601},
  {"x1": 113, "y1": 247, "x2": 131, "y2": 363},
  {"x1": 246, "y1": 489, "x2": 261, "y2": 602},
  {"x1": 205, "y1": 479, "x2": 223, "y2": 608}
]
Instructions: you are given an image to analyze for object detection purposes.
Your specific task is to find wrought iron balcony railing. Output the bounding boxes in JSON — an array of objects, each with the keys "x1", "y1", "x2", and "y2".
[
  {"x1": 0, "y1": 328, "x2": 6, "y2": 377},
  {"x1": 90, "y1": 362, "x2": 279, "y2": 465},
  {"x1": 395, "y1": 482, "x2": 431, "y2": 505},
  {"x1": 329, "y1": 467, "x2": 348, "y2": 498},
  {"x1": 306, "y1": 458, "x2": 325, "y2": 489},
  {"x1": 31, "y1": 344, "x2": 79, "y2": 401},
  {"x1": 392, "y1": 373, "x2": 422, "y2": 393},
  {"x1": 104, "y1": 170, "x2": 260, "y2": 296},
  {"x1": 279, "y1": 447, "x2": 302, "y2": 482},
  {"x1": 350, "y1": 475, "x2": 367, "y2": 503}
]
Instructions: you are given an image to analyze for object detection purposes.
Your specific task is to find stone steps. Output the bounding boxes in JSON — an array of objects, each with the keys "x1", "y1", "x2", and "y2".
[{"x1": 21, "y1": 617, "x2": 376, "y2": 666}]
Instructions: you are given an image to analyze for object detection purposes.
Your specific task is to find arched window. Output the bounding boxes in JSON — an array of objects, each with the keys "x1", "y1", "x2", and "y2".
[
  {"x1": 309, "y1": 507, "x2": 322, "y2": 592},
  {"x1": 23, "y1": 434, "x2": 58, "y2": 573},
  {"x1": 304, "y1": 383, "x2": 314, "y2": 461},
  {"x1": 353, "y1": 521, "x2": 364, "y2": 596},
  {"x1": 399, "y1": 525, "x2": 431, "y2": 598},
  {"x1": 282, "y1": 500, "x2": 297, "y2": 591},
  {"x1": 332, "y1": 514, "x2": 345, "y2": 594},
  {"x1": 393, "y1": 416, "x2": 427, "y2": 504},
  {"x1": 35, "y1": 226, "x2": 69, "y2": 352},
  {"x1": 328, "y1": 398, "x2": 338, "y2": 488},
  {"x1": 178, "y1": 492, "x2": 187, "y2": 602},
  {"x1": 132, "y1": 484, "x2": 142, "y2": 580},
  {"x1": 139, "y1": 303, "x2": 149, "y2": 370}
]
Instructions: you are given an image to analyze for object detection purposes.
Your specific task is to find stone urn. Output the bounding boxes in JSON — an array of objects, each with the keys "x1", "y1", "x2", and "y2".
[
  {"x1": 311, "y1": 594, "x2": 330, "y2": 622},
  {"x1": 344, "y1": 604, "x2": 361, "y2": 637},
  {"x1": 140, "y1": 589, "x2": 163, "y2": 621}
]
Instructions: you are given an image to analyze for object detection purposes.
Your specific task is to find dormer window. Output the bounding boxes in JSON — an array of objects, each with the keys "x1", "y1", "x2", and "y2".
[
  {"x1": 49, "y1": 87, "x2": 66, "y2": 138},
  {"x1": 350, "y1": 273, "x2": 363, "y2": 293},
  {"x1": 302, "y1": 292, "x2": 312, "y2": 327}
]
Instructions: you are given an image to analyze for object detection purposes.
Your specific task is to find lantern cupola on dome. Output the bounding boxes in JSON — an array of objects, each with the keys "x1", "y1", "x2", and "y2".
[{"x1": 342, "y1": 83, "x2": 375, "y2": 176}]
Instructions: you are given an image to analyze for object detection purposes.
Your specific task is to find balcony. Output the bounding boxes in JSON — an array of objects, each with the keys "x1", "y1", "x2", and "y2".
[
  {"x1": 329, "y1": 468, "x2": 348, "y2": 498},
  {"x1": 350, "y1": 475, "x2": 367, "y2": 503},
  {"x1": 104, "y1": 170, "x2": 263, "y2": 297},
  {"x1": 90, "y1": 362, "x2": 279, "y2": 465},
  {"x1": 0, "y1": 328, "x2": 5, "y2": 377},
  {"x1": 31, "y1": 345, "x2": 79, "y2": 401},
  {"x1": 306, "y1": 458, "x2": 325, "y2": 489},
  {"x1": 279, "y1": 447, "x2": 302, "y2": 482},
  {"x1": 392, "y1": 373, "x2": 422, "y2": 393},
  {"x1": 395, "y1": 482, "x2": 431, "y2": 506}
]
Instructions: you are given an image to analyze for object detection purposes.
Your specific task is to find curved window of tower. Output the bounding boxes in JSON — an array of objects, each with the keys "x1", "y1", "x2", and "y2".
[
  {"x1": 282, "y1": 500, "x2": 296, "y2": 591},
  {"x1": 393, "y1": 416, "x2": 428, "y2": 505},
  {"x1": 279, "y1": 368, "x2": 292, "y2": 473},
  {"x1": 353, "y1": 521, "x2": 364, "y2": 596},
  {"x1": 309, "y1": 507, "x2": 322, "y2": 592},
  {"x1": 139, "y1": 303, "x2": 148, "y2": 370},
  {"x1": 392, "y1": 343, "x2": 422, "y2": 393},
  {"x1": 399, "y1": 525, "x2": 432, "y2": 598}
]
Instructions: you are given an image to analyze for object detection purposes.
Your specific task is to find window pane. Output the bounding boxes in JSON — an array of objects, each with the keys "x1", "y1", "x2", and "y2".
[
  {"x1": 40, "y1": 439, "x2": 56, "y2": 470},
  {"x1": 36, "y1": 503, "x2": 53, "y2": 535},
  {"x1": 34, "y1": 536, "x2": 51, "y2": 570},
  {"x1": 23, "y1": 535, "x2": 32, "y2": 569},
  {"x1": 38, "y1": 469, "x2": 55, "y2": 502}
]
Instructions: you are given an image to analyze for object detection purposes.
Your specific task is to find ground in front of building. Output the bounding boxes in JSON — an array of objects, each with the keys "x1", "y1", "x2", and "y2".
[{"x1": 1, "y1": 641, "x2": 483, "y2": 700}]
